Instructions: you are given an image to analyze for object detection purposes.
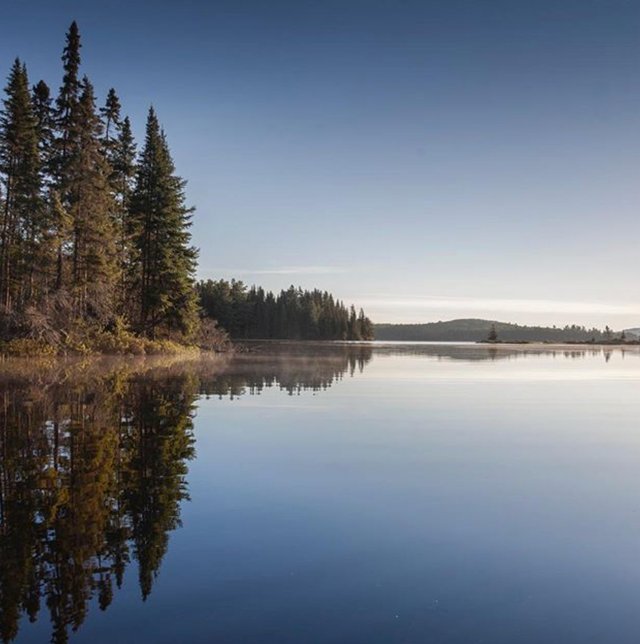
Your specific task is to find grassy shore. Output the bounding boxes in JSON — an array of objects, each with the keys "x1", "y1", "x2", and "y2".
[{"x1": 0, "y1": 326, "x2": 232, "y2": 357}]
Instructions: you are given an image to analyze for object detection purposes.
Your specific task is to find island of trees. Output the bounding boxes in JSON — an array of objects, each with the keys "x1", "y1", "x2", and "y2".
[{"x1": 0, "y1": 23, "x2": 373, "y2": 354}]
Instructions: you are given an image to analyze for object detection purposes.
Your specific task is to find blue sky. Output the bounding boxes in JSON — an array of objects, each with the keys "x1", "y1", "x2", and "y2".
[{"x1": 2, "y1": 0, "x2": 639, "y2": 326}]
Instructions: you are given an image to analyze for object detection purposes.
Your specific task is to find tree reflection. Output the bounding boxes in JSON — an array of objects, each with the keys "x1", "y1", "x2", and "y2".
[
  {"x1": 0, "y1": 346, "x2": 373, "y2": 642},
  {"x1": 0, "y1": 361, "x2": 200, "y2": 643}
]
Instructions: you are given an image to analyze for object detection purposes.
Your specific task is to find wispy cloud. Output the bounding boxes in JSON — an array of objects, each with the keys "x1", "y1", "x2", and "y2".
[{"x1": 201, "y1": 266, "x2": 347, "y2": 277}]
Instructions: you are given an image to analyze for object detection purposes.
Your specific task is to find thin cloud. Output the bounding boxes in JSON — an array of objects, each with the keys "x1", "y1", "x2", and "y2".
[{"x1": 201, "y1": 266, "x2": 347, "y2": 277}]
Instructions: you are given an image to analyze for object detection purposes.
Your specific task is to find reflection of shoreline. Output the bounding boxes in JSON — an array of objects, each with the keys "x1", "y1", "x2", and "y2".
[
  {"x1": 0, "y1": 353, "x2": 227, "y2": 387},
  {"x1": 201, "y1": 344, "x2": 374, "y2": 397},
  {"x1": 0, "y1": 363, "x2": 201, "y2": 643},
  {"x1": 0, "y1": 345, "x2": 375, "y2": 642},
  {"x1": 0, "y1": 342, "x2": 632, "y2": 641},
  {"x1": 355, "y1": 342, "x2": 636, "y2": 362}
]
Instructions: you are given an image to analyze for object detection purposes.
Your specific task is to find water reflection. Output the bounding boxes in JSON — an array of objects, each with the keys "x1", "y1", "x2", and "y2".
[
  {"x1": 0, "y1": 345, "x2": 373, "y2": 643},
  {"x1": 0, "y1": 361, "x2": 200, "y2": 643},
  {"x1": 366, "y1": 342, "x2": 625, "y2": 362},
  {"x1": 0, "y1": 341, "x2": 637, "y2": 643},
  {"x1": 206, "y1": 343, "x2": 372, "y2": 397}
]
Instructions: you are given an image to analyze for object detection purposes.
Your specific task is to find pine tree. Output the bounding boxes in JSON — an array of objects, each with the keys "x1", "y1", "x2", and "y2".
[
  {"x1": 112, "y1": 116, "x2": 136, "y2": 202},
  {"x1": 100, "y1": 88, "x2": 121, "y2": 147},
  {"x1": 66, "y1": 77, "x2": 118, "y2": 319},
  {"x1": 358, "y1": 308, "x2": 374, "y2": 340},
  {"x1": 347, "y1": 305, "x2": 360, "y2": 340},
  {"x1": 32, "y1": 80, "x2": 55, "y2": 183},
  {"x1": 129, "y1": 107, "x2": 198, "y2": 339},
  {"x1": 52, "y1": 21, "x2": 82, "y2": 290},
  {"x1": 111, "y1": 114, "x2": 136, "y2": 301},
  {"x1": 54, "y1": 21, "x2": 81, "y2": 182},
  {"x1": 31, "y1": 80, "x2": 59, "y2": 296},
  {"x1": 0, "y1": 59, "x2": 42, "y2": 308}
]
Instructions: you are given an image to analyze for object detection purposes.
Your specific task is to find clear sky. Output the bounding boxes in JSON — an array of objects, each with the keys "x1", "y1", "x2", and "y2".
[{"x1": 2, "y1": 0, "x2": 639, "y2": 327}]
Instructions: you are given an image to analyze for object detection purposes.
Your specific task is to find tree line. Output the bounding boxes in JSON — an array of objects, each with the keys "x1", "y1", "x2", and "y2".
[
  {"x1": 375, "y1": 319, "x2": 624, "y2": 343},
  {"x1": 197, "y1": 279, "x2": 375, "y2": 341},
  {"x1": 0, "y1": 22, "x2": 198, "y2": 351}
]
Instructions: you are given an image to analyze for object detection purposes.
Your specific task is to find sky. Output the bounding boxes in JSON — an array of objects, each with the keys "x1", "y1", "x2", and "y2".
[{"x1": 1, "y1": 0, "x2": 639, "y2": 327}]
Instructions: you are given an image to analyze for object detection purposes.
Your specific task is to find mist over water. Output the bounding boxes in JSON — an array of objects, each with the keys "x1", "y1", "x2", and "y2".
[{"x1": 2, "y1": 343, "x2": 640, "y2": 643}]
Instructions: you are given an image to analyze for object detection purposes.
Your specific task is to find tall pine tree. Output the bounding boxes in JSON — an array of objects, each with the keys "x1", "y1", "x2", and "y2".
[
  {"x1": 129, "y1": 108, "x2": 198, "y2": 339},
  {"x1": 0, "y1": 59, "x2": 42, "y2": 308},
  {"x1": 52, "y1": 21, "x2": 82, "y2": 290},
  {"x1": 107, "y1": 110, "x2": 136, "y2": 303},
  {"x1": 66, "y1": 77, "x2": 118, "y2": 319}
]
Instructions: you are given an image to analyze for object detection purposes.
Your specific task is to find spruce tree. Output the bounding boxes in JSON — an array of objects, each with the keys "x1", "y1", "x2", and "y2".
[
  {"x1": 129, "y1": 107, "x2": 198, "y2": 339},
  {"x1": 111, "y1": 115, "x2": 136, "y2": 303},
  {"x1": 100, "y1": 88, "x2": 121, "y2": 147},
  {"x1": 348, "y1": 305, "x2": 360, "y2": 340},
  {"x1": 52, "y1": 21, "x2": 82, "y2": 290},
  {"x1": 31, "y1": 80, "x2": 59, "y2": 295},
  {"x1": 32, "y1": 80, "x2": 55, "y2": 183},
  {"x1": 54, "y1": 21, "x2": 81, "y2": 180},
  {"x1": 66, "y1": 77, "x2": 118, "y2": 319},
  {"x1": 0, "y1": 59, "x2": 42, "y2": 308}
]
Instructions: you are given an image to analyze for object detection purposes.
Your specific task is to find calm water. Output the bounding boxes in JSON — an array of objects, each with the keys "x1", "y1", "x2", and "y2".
[{"x1": 2, "y1": 343, "x2": 640, "y2": 643}]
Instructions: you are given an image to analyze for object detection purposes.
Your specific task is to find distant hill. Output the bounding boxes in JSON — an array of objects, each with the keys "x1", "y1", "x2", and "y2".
[{"x1": 374, "y1": 318, "x2": 611, "y2": 342}]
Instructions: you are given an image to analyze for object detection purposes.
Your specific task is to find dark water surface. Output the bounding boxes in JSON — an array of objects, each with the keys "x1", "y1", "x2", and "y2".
[{"x1": 2, "y1": 343, "x2": 640, "y2": 643}]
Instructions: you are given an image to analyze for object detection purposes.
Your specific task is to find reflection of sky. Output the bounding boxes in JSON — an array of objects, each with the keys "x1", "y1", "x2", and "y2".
[
  {"x1": 2, "y1": 1, "x2": 639, "y2": 327},
  {"x1": 363, "y1": 348, "x2": 640, "y2": 382},
  {"x1": 12, "y1": 347, "x2": 640, "y2": 642},
  {"x1": 180, "y1": 350, "x2": 640, "y2": 642}
]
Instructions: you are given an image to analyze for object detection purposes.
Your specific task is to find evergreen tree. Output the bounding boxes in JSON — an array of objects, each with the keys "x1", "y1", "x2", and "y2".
[
  {"x1": 31, "y1": 80, "x2": 59, "y2": 295},
  {"x1": 129, "y1": 108, "x2": 198, "y2": 338},
  {"x1": 348, "y1": 305, "x2": 360, "y2": 340},
  {"x1": 66, "y1": 77, "x2": 118, "y2": 319},
  {"x1": 51, "y1": 21, "x2": 84, "y2": 293},
  {"x1": 32, "y1": 80, "x2": 55, "y2": 183},
  {"x1": 54, "y1": 20, "x2": 81, "y2": 174},
  {"x1": 112, "y1": 116, "x2": 136, "y2": 204},
  {"x1": 0, "y1": 59, "x2": 42, "y2": 308},
  {"x1": 100, "y1": 88, "x2": 121, "y2": 148},
  {"x1": 358, "y1": 308, "x2": 374, "y2": 340},
  {"x1": 111, "y1": 115, "x2": 136, "y2": 302}
]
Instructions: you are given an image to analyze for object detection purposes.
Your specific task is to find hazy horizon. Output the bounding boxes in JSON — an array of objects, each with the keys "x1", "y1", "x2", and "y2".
[{"x1": 2, "y1": 0, "x2": 638, "y2": 328}]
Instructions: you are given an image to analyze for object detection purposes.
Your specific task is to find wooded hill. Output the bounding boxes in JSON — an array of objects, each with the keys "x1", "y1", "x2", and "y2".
[{"x1": 375, "y1": 319, "x2": 618, "y2": 342}]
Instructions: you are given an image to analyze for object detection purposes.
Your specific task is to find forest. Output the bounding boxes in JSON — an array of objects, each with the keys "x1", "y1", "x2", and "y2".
[
  {"x1": 0, "y1": 22, "x2": 204, "y2": 355},
  {"x1": 198, "y1": 279, "x2": 375, "y2": 341},
  {"x1": 0, "y1": 23, "x2": 372, "y2": 354},
  {"x1": 374, "y1": 318, "x2": 629, "y2": 343}
]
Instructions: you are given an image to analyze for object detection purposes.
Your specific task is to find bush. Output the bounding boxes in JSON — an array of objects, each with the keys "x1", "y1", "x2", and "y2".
[
  {"x1": 197, "y1": 317, "x2": 232, "y2": 352},
  {"x1": 0, "y1": 338, "x2": 57, "y2": 357}
]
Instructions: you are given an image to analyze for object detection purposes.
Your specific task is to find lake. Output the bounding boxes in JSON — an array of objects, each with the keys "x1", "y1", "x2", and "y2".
[{"x1": 2, "y1": 342, "x2": 640, "y2": 643}]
